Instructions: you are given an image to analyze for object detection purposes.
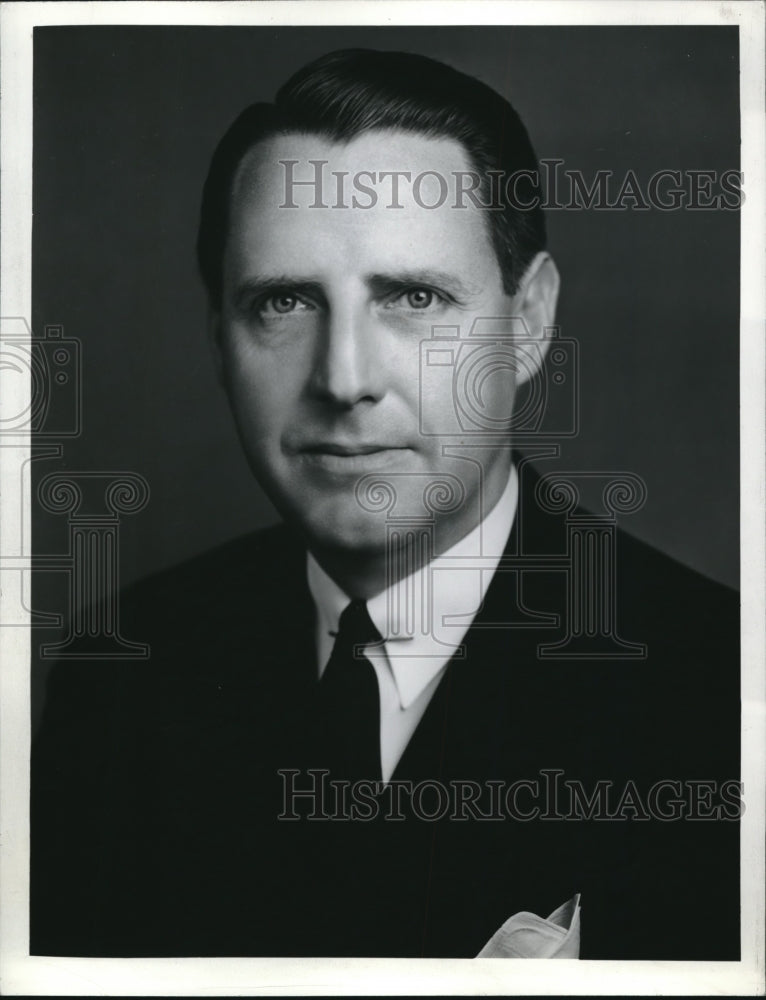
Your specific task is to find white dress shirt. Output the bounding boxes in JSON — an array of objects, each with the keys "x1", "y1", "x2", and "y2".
[{"x1": 307, "y1": 465, "x2": 519, "y2": 782}]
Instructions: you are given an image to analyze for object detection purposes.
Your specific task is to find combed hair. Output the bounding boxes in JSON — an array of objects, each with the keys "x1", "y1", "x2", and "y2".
[{"x1": 197, "y1": 48, "x2": 546, "y2": 307}]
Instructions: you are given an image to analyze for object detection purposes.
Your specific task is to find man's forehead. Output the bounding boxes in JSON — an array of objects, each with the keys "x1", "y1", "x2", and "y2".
[
  {"x1": 232, "y1": 129, "x2": 477, "y2": 212},
  {"x1": 224, "y1": 128, "x2": 502, "y2": 288}
]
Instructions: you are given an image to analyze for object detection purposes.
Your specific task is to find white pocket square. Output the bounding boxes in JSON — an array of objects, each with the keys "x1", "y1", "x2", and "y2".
[{"x1": 477, "y1": 893, "x2": 581, "y2": 958}]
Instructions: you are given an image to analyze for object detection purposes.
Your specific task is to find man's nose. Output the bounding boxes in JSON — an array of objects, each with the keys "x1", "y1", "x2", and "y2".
[{"x1": 310, "y1": 305, "x2": 386, "y2": 407}]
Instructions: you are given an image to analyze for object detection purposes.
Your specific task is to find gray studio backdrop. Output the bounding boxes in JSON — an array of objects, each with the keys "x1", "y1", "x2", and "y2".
[{"x1": 31, "y1": 26, "x2": 740, "y2": 637}]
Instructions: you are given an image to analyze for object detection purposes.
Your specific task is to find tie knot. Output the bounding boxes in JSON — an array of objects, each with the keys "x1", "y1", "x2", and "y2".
[{"x1": 336, "y1": 599, "x2": 381, "y2": 653}]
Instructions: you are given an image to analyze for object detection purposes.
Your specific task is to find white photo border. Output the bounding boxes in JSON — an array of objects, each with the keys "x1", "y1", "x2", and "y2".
[{"x1": 1, "y1": 1, "x2": 763, "y2": 995}]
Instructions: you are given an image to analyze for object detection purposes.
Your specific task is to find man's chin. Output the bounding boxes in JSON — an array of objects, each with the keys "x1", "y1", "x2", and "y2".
[{"x1": 300, "y1": 511, "x2": 390, "y2": 558}]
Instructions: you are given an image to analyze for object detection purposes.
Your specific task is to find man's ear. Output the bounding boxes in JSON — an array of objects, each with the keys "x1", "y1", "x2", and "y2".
[
  {"x1": 512, "y1": 251, "x2": 561, "y2": 386},
  {"x1": 208, "y1": 307, "x2": 226, "y2": 386}
]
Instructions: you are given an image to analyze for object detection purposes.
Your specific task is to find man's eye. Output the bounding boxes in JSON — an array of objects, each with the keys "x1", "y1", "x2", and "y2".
[
  {"x1": 257, "y1": 293, "x2": 312, "y2": 317},
  {"x1": 390, "y1": 287, "x2": 444, "y2": 310},
  {"x1": 407, "y1": 288, "x2": 435, "y2": 309},
  {"x1": 269, "y1": 294, "x2": 299, "y2": 314}
]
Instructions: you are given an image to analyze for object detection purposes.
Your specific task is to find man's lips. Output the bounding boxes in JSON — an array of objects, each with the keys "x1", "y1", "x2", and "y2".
[
  {"x1": 300, "y1": 442, "x2": 406, "y2": 456},
  {"x1": 294, "y1": 442, "x2": 412, "y2": 473}
]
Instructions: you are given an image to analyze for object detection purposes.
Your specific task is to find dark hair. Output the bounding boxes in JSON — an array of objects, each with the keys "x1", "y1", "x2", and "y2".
[{"x1": 197, "y1": 48, "x2": 546, "y2": 307}]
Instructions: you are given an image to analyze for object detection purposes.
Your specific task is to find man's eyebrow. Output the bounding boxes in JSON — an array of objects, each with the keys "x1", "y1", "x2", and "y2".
[{"x1": 366, "y1": 270, "x2": 482, "y2": 299}]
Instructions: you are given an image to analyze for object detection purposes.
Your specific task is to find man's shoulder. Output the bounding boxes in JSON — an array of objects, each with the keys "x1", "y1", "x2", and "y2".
[
  {"x1": 127, "y1": 521, "x2": 303, "y2": 601},
  {"x1": 476, "y1": 516, "x2": 740, "y2": 761},
  {"x1": 36, "y1": 522, "x2": 313, "y2": 743},
  {"x1": 39, "y1": 522, "x2": 309, "y2": 697},
  {"x1": 514, "y1": 466, "x2": 738, "y2": 665},
  {"x1": 614, "y1": 526, "x2": 738, "y2": 655},
  {"x1": 516, "y1": 458, "x2": 738, "y2": 640},
  {"x1": 120, "y1": 521, "x2": 307, "y2": 631},
  {"x1": 615, "y1": 523, "x2": 736, "y2": 598}
]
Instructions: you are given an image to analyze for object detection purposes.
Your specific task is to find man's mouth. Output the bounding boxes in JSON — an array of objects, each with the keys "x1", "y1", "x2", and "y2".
[
  {"x1": 297, "y1": 442, "x2": 411, "y2": 473},
  {"x1": 302, "y1": 442, "x2": 402, "y2": 456}
]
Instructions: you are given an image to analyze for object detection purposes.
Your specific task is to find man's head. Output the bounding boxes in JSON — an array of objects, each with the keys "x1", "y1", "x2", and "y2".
[
  {"x1": 198, "y1": 49, "x2": 559, "y2": 591},
  {"x1": 198, "y1": 48, "x2": 548, "y2": 306}
]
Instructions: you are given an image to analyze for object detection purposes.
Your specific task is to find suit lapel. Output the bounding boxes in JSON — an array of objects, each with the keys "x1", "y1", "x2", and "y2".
[{"x1": 392, "y1": 458, "x2": 566, "y2": 782}]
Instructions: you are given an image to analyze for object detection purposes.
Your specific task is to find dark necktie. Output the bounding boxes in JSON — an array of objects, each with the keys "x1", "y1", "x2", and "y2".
[{"x1": 312, "y1": 599, "x2": 383, "y2": 783}]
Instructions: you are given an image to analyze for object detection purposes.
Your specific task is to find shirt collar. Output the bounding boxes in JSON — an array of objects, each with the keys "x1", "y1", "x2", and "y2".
[{"x1": 307, "y1": 464, "x2": 518, "y2": 709}]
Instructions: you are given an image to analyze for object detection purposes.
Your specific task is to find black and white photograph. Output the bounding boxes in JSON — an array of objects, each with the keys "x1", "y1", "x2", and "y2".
[{"x1": 1, "y1": 1, "x2": 764, "y2": 995}]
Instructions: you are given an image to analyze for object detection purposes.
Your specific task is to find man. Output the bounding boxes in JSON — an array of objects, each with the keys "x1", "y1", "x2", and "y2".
[{"x1": 31, "y1": 49, "x2": 740, "y2": 960}]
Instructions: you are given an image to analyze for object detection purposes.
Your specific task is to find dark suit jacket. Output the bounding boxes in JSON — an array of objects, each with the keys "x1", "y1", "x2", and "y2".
[{"x1": 31, "y1": 461, "x2": 740, "y2": 959}]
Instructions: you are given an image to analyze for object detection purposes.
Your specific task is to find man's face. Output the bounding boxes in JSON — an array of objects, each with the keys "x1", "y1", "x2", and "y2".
[{"x1": 214, "y1": 129, "x2": 547, "y2": 560}]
